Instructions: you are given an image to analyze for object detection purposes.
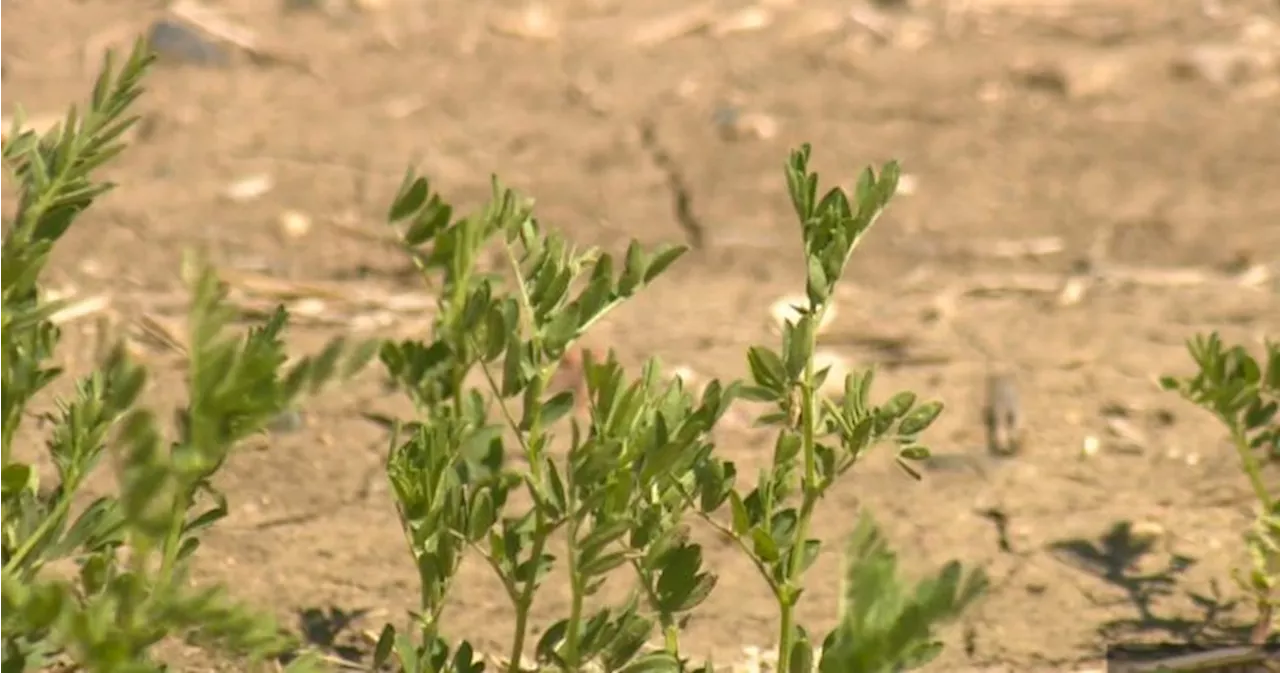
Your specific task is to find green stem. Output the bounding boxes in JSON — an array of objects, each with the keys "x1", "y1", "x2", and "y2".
[
  {"x1": 563, "y1": 509, "x2": 585, "y2": 669},
  {"x1": 1233, "y1": 425, "x2": 1273, "y2": 512},
  {"x1": 633, "y1": 560, "x2": 682, "y2": 658},
  {"x1": 150, "y1": 473, "x2": 198, "y2": 609},
  {"x1": 2, "y1": 403, "x2": 20, "y2": 465},
  {"x1": 1231, "y1": 423, "x2": 1278, "y2": 644},
  {"x1": 663, "y1": 623, "x2": 681, "y2": 661},
  {"x1": 562, "y1": 421, "x2": 592, "y2": 670},
  {"x1": 777, "y1": 314, "x2": 823, "y2": 673},
  {"x1": 4, "y1": 493, "x2": 73, "y2": 573},
  {"x1": 507, "y1": 526, "x2": 548, "y2": 673}
]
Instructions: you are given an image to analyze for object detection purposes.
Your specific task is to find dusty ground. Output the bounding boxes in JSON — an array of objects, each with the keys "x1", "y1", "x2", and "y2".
[{"x1": 5, "y1": 0, "x2": 1280, "y2": 670}]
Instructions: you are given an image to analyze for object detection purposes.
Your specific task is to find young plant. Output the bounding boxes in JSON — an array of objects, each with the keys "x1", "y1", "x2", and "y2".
[
  {"x1": 685, "y1": 146, "x2": 988, "y2": 673},
  {"x1": 1161, "y1": 334, "x2": 1280, "y2": 645},
  {"x1": 2, "y1": 41, "x2": 374, "y2": 672},
  {"x1": 369, "y1": 169, "x2": 730, "y2": 673},
  {"x1": 370, "y1": 145, "x2": 986, "y2": 673}
]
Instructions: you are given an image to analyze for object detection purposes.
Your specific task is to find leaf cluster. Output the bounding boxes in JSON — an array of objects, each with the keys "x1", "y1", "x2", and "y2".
[
  {"x1": 1161, "y1": 335, "x2": 1280, "y2": 643},
  {"x1": 368, "y1": 145, "x2": 986, "y2": 673},
  {"x1": 2, "y1": 40, "x2": 989, "y2": 673},
  {"x1": 2, "y1": 40, "x2": 373, "y2": 673}
]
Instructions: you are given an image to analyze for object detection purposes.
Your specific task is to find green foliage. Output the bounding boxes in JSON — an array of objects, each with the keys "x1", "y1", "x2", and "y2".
[
  {"x1": 1, "y1": 36, "x2": 986, "y2": 673},
  {"x1": 1161, "y1": 334, "x2": 1280, "y2": 643},
  {"x1": 371, "y1": 144, "x2": 985, "y2": 673},
  {"x1": 1, "y1": 41, "x2": 373, "y2": 672},
  {"x1": 819, "y1": 513, "x2": 987, "y2": 673},
  {"x1": 698, "y1": 146, "x2": 987, "y2": 673}
]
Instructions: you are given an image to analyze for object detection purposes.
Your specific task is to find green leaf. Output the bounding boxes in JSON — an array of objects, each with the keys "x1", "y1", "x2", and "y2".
[
  {"x1": 788, "y1": 635, "x2": 815, "y2": 673},
  {"x1": 618, "y1": 241, "x2": 647, "y2": 297},
  {"x1": 540, "y1": 390, "x2": 577, "y2": 427},
  {"x1": 582, "y1": 550, "x2": 630, "y2": 577},
  {"x1": 881, "y1": 391, "x2": 916, "y2": 419},
  {"x1": 453, "y1": 640, "x2": 482, "y2": 673},
  {"x1": 388, "y1": 174, "x2": 429, "y2": 223},
  {"x1": 602, "y1": 612, "x2": 656, "y2": 671},
  {"x1": 405, "y1": 199, "x2": 453, "y2": 247},
  {"x1": 468, "y1": 490, "x2": 496, "y2": 542},
  {"x1": 1244, "y1": 400, "x2": 1278, "y2": 432},
  {"x1": 395, "y1": 631, "x2": 421, "y2": 673},
  {"x1": 898, "y1": 445, "x2": 930, "y2": 461},
  {"x1": 784, "y1": 318, "x2": 814, "y2": 380},
  {"x1": 1263, "y1": 342, "x2": 1280, "y2": 390},
  {"x1": 619, "y1": 651, "x2": 682, "y2": 673},
  {"x1": 1, "y1": 463, "x2": 35, "y2": 499},
  {"x1": 535, "y1": 619, "x2": 570, "y2": 665},
  {"x1": 785, "y1": 144, "x2": 817, "y2": 221},
  {"x1": 806, "y1": 256, "x2": 829, "y2": 304},
  {"x1": 770, "y1": 508, "x2": 799, "y2": 549},
  {"x1": 747, "y1": 346, "x2": 788, "y2": 391},
  {"x1": 751, "y1": 528, "x2": 781, "y2": 562},
  {"x1": 543, "y1": 462, "x2": 568, "y2": 519},
  {"x1": 898, "y1": 401, "x2": 944, "y2": 436},
  {"x1": 797, "y1": 539, "x2": 822, "y2": 574},
  {"x1": 728, "y1": 491, "x2": 751, "y2": 535},
  {"x1": 643, "y1": 244, "x2": 688, "y2": 284},
  {"x1": 372, "y1": 624, "x2": 396, "y2": 669}
]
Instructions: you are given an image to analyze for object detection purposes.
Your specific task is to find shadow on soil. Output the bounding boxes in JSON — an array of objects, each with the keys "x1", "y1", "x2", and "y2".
[
  {"x1": 1050, "y1": 520, "x2": 1256, "y2": 646},
  {"x1": 293, "y1": 605, "x2": 375, "y2": 667}
]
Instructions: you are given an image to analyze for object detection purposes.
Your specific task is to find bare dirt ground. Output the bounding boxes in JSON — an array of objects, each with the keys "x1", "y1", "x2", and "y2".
[{"x1": 5, "y1": 0, "x2": 1280, "y2": 670}]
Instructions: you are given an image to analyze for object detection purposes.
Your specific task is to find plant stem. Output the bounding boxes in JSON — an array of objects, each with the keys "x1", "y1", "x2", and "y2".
[
  {"x1": 4, "y1": 494, "x2": 72, "y2": 573},
  {"x1": 503, "y1": 236, "x2": 552, "y2": 673},
  {"x1": 563, "y1": 506, "x2": 585, "y2": 668},
  {"x1": 776, "y1": 313, "x2": 824, "y2": 673},
  {"x1": 1233, "y1": 425, "x2": 1273, "y2": 512},
  {"x1": 508, "y1": 578, "x2": 536, "y2": 673},
  {"x1": 506, "y1": 454, "x2": 550, "y2": 673},
  {"x1": 633, "y1": 559, "x2": 683, "y2": 659},
  {"x1": 1232, "y1": 424, "x2": 1278, "y2": 644}
]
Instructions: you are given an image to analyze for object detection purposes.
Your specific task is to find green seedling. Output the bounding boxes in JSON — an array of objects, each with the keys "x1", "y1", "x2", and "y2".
[
  {"x1": 1, "y1": 40, "x2": 375, "y2": 672},
  {"x1": 1162, "y1": 334, "x2": 1280, "y2": 645},
  {"x1": 369, "y1": 144, "x2": 986, "y2": 673}
]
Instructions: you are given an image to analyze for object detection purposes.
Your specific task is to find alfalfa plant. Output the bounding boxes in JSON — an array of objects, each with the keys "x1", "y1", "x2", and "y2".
[
  {"x1": 369, "y1": 144, "x2": 985, "y2": 673},
  {"x1": 686, "y1": 147, "x2": 988, "y2": 673},
  {"x1": 1161, "y1": 334, "x2": 1280, "y2": 645},
  {"x1": 2, "y1": 41, "x2": 374, "y2": 672}
]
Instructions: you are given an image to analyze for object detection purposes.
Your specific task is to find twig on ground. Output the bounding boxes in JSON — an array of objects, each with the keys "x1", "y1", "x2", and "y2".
[
  {"x1": 982, "y1": 236, "x2": 1066, "y2": 259},
  {"x1": 325, "y1": 212, "x2": 407, "y2": 250},
  {"x1": 712, "y1": 5, "x2": 775, "y2": 37},
  {"x1": 49, "y1": 295, "x2": 112, "y2": 326},
  {"x1": 954, "y1": 272, "x2": 1066, "y2": 297},
  {"x1": 488, "y1": 3, "x2": 561, "y2": 42},
  {"x1": 217, "y1": 269, "x2": 438, "y2": 334},
  {"x1": 632, "y1": 4, "x2": 716, "y2": 47}
]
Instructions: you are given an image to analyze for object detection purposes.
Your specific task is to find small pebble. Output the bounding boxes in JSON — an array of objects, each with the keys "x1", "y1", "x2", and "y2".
[
  {"x1": 289, "y1": 298, "x2": 328, "y2": 317},
  {"x1": 278, "y1": 209, "x2": 312, "y2": 238},
  {"x1": 224, "y1": 173, "x2": 274, "y2": 202},
  {"x1": 147, "y1": 19, "x2": 230, "y2": 67}
]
